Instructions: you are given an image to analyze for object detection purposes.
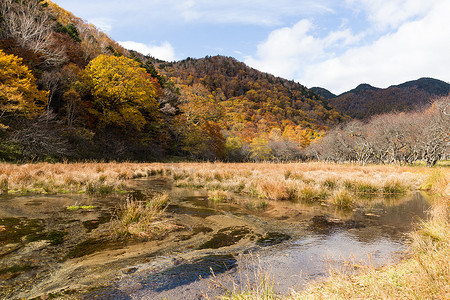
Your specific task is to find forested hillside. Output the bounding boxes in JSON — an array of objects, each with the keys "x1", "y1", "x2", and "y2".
[
  {"x1": 323, "y1": 78, "x2": 450, "y2": 119},
  {"x1": 0, "y1": 0, "x2": 345, "y2": 162},
  {"x1": 156, "y1": 56, "x2": 344, "y2": 160}
]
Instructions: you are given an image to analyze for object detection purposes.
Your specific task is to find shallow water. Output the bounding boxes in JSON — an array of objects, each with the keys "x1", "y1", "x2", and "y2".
[{"x1": 0, "y1": 178, "x2": 430, "y2": 299}]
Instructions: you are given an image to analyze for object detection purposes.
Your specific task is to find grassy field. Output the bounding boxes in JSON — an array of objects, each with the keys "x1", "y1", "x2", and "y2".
[{"x1": 0, "y1": 161, "x2": 429, "y2": 198}]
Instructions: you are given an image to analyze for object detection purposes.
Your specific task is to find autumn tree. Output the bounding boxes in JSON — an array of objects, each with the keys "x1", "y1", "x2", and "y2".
[
  {"x1": 249, "y1": 135, "x2": 273, "y2": 161},
  {"x1": 0, "y1": 50, "x2": 47, "y2": 129},
  {"x1": 82, "y1": 55, "x2": 161, "y2": 130},
  {"x1": 224, "y1": 134, "x2": 248, "y2": 161},
  {"x1": 172, "y1": 83, "x2": 226, "y2": 159}
]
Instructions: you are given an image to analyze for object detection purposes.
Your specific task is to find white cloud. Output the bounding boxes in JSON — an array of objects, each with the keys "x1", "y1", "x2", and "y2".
[
  {"x1": 118, "y1": 41, "x2": 177, "y2": 61},
  {"x1": 346, "y1": 0, "x2": 435, "y2": 31},
  {"x1": 246, "y1": 0, "x2": 450, "y2": 94},
  {"x1": 53, "y1": 0, "x2": 336, "y2": 27},
  {"x1": 173, "y1": 0, "x2": 335, "y2": 26},
  {"x1": 300, "y1": 0, "x2": 450, "y2": 93},
  {"x1": 245, "y1": 20, "x2": 361, "y2": 80}
]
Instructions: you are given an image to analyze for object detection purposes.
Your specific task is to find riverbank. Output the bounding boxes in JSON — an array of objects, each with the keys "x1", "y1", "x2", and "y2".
[
  {"x1": 291, "y1": 170, "x2": 449, "y2": 300},
  {"x1": 219, "y1": 169, "x2": 449, "y2": 300}
]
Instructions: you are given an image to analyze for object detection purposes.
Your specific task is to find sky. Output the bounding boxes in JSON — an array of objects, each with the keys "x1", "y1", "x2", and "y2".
[{"x1": 51, "y1": 0, "x2": 450, "y2": 94}]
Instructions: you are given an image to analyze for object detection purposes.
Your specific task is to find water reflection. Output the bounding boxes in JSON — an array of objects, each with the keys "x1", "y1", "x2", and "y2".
[{"x1": 0, "y1": 176, "x2": 431, "y2": 299}]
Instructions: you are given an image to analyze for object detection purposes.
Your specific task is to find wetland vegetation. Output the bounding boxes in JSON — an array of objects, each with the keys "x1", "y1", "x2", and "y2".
[{"x1": 0, "y1": 161, "x2": 447, "y2": 299}]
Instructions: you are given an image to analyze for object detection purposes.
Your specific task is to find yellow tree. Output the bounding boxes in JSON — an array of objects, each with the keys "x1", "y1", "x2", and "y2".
[
  {"x1": 249, "y1": 135, "x2": 273, "y2": 161},
  {"x1": 282, "y1": 124, "x2": 313, "y2": 149},
  {"x1": 173, "y1": 83, "x2": 226, "y2": 159},
  {"x1": 0, "y1": 50, "x2": 47, "y2": 129},
  {"x1": 82, "y1": 55, "x2": 160, "y2": 130}
]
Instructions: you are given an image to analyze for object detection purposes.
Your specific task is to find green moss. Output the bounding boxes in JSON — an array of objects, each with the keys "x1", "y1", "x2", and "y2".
[{"x1": 66, "y1": 205, "x2": 96, "y2": 211}]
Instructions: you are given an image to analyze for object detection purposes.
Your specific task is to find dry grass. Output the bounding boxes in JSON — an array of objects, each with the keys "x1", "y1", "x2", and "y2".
[
  {"x1": 208, "y1": 254, "x2": 278, "y2": 300},
  {"x1": 164, "y1": 162, "x2": 426, "y2": 208},
  {"x1": 329, "y1": 188, "x2": 354, "y2": 209},
  {"x1": 0, "y1": 161, "x2": 427, "y2": 206},
  {"x1": 0, "y1": 162, "x2": 170, "y2": 195},
  {"x1": 216, "y1": 169, "x2": 449, "y2": 300},
  {"x1": 111, "y1": 192, "x2": 171, "y2": 239},
  {"x1": 289, "y1": 170, "x2": 450, "y2": 300}
]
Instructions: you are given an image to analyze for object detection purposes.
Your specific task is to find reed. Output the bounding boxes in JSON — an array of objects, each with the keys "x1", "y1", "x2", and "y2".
[
  {"x1": 329, "y1": 189, "x2": 355, "y2": 209},
  {"x1": 111, "y1": 192, "x2": 170, "y2": 238},
  {"x1": 208, "y1": 190, "x2": 233, "y2": 203}
]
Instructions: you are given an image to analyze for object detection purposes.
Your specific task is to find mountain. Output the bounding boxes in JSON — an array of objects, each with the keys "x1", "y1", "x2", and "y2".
[
  {"x1": 325, "y1": 78, "x2": 450, "y2": 119},
  {"x1": 396, "y1": 77, "x2": 450, "y2": 95},
  {"x1": 158, "y1": 55, "x2": 344, "y2": 133},
  {"x1": 341, "y1": 83, "x2": 379, "y2": 95},
  {"x1": 310, "y1": 87, "x2": 336, "y2": 100}
]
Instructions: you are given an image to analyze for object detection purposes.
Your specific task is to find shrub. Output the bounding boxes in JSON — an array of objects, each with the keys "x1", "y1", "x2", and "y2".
[{"x1": 0, "y1": 176, "x2": 8, "y2": 194}]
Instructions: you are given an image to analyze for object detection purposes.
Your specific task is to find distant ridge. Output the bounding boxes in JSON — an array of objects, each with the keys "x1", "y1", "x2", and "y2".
[
  {"x1": 396, "y1": 77, "x2": 450, "y2": 96},
  {"x1": 323, "y1": 77, "x2": 450, "y2": 119},
  {"x1": 339, "y1": 83, "x2": 379, "y2": 97},
  {"x1": 310, "y1": 87, "x2": 336, "y2": 100}
]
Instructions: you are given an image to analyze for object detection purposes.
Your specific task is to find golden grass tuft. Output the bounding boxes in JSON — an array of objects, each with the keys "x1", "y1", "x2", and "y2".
[
  {"x1": 255, "y1": 180, "x2": 290, "y2": 200},
  {"x1": 329, "y1": 188, "x2": 354, "y2": 209},
  {"x1": 208, "y1": 190, "x2": 233, "y2": 203},
  {"x1": 0, "y1": 174, "x2": 8, "y2": 194},
  {"x1": 111, "y1": 192, "x2": 170, "y2": 239},
  {"x1": 383, "y1": 179, "x2": 408, "y2": 195}
]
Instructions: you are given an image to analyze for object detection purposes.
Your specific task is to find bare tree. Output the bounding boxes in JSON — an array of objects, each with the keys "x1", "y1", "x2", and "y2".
[
  {"x1": 307, "y1": 96, "x2": 449, "y2": 166},
  {"x1": 419, "y1": 98, "x2": 450, "y2": 166},
  {"x1": 1, "y1": 0, "x2": 67, "y2": 66},
  {"x1": 12, "y1": 111, "x2": 71, "y2": 161}
]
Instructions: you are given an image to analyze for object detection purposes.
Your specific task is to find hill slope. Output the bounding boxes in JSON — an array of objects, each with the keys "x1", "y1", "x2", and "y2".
[
  {"x1": 0, "y1": 1, "x2": 344, "y2": 161},
  {"x1": 309, "y1": 87, "x2": 336, "y2": 100},
  {"x1": 160, "y1": 56, "x2": 343, "y2": 134}
]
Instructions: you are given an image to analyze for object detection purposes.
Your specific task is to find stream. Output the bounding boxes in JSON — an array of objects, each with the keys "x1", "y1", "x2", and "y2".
[{"x1": 0, "y1": 177, "x2": 430, "y2": 299}]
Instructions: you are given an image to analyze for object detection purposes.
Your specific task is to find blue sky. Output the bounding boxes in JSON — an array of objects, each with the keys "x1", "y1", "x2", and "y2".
[{"x1": 51, "y1": 0, "x2": 450, "y2": 94}]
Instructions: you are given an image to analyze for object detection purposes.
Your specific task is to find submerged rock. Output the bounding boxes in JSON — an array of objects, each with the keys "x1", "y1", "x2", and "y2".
[
  {"x1": 256, "y1": 232, "x2": 291, "y2": 247},
  {"x1": 142, "y1": 254, "x2": 237, "y2": 292},
  {"x1": 308, "y1": 215, "x2": 365, "y2": 234},
  {"x1": 198, "y1": 226, "x2": 251, "y2": 249}
]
